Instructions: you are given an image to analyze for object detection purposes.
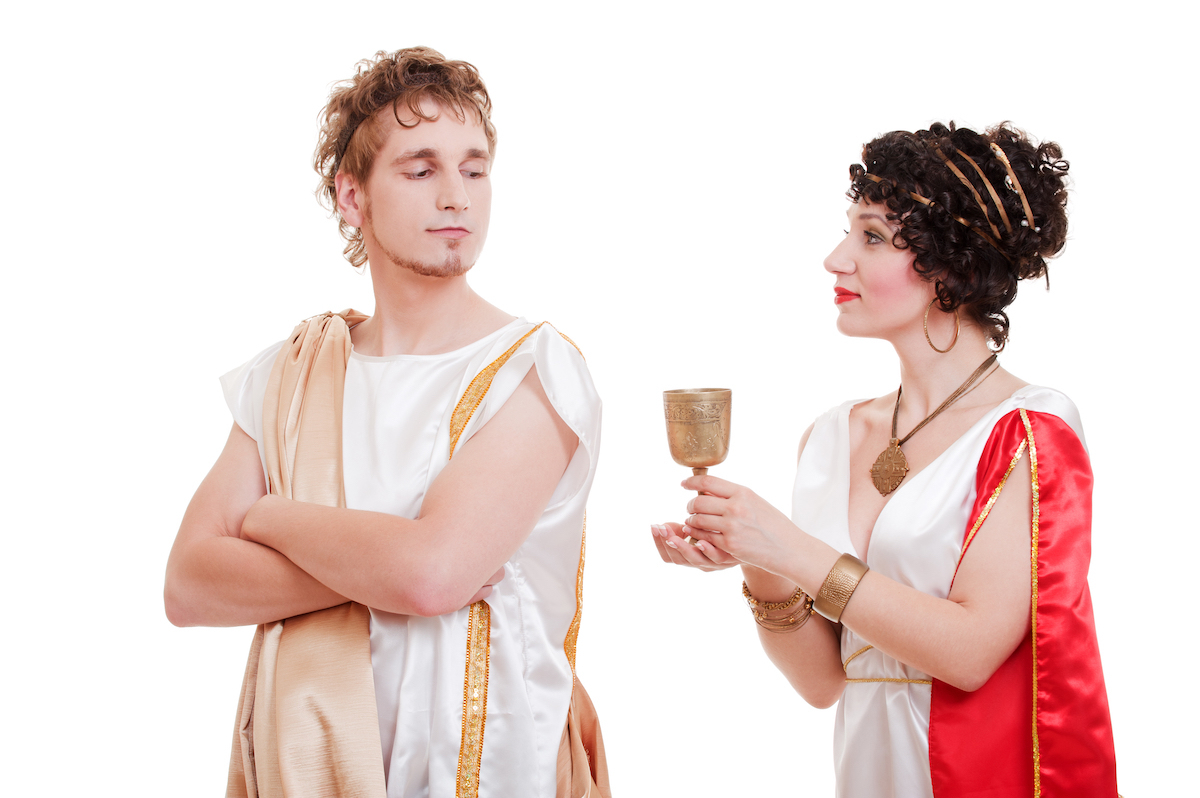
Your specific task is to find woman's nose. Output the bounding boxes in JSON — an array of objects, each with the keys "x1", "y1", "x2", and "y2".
[{"x1": 823, "y1": 236, "x2": 854, "y2": 275}]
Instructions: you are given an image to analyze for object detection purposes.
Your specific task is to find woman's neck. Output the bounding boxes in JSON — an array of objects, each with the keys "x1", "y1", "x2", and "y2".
[{"x1": 891, "y1": 323, "x2": 996, "y2": 418}]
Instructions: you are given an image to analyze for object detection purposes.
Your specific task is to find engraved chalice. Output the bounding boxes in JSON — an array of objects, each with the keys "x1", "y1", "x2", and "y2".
[{"x1": 663, "y1": 389, "x2": 732, "y2": 478}]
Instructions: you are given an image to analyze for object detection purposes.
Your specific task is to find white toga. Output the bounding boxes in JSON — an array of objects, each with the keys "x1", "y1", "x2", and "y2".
[
  {"x1": 221, "y1": 318, "x2": 602, "y2": 798},
  {"x1": 792, "y1": 386, "x2": 1083, "y2": 798}
]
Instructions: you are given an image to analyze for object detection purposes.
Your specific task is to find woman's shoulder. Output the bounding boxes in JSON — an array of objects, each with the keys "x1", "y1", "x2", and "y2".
[
  {"x1": 812, "y1": 395, "x2": 875, "y2": 426},
  {"x1": 798, "y1": 396, "x2": 874, "y2": 462},
  {"x1": 995, "y1": 384, "x2": 1087, "y2": 450}
]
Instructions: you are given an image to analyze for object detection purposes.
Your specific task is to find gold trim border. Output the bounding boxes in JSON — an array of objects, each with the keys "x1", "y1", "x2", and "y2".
[
  {"x1": 564, "y1": 514, "x2": 587, "y2": 671},
  {"x1": 447, "y1": 322, "x2": 586, "y2": 460},
  {"x1": 953, "y1": 410, "x2": 1044, "y2": 796},
  {"x1": 1020, "y1": 409, "x2": 1042, "y2": 798},
  {"x1": 957, "y1": 438, "x2": 1028, "y2": 564},
  {"x1": 842, "y1": 644, "x2": 873, "y2": 672},
  {"x1": 845, "y1": 677, "x2": 932, "y2": 685},
  {"x1": 456, "y1": 601, "x2": 492, "y2": 798},
  {"x1": 448, "y1": 322, "x2": 585, "y2": 796},
  {"x1": 448, "y1": 323, "x2": 545, "y2": 459}
]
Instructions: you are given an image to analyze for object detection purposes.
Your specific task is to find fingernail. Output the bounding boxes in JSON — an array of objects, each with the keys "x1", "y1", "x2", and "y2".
[
  {"x1": 666, "y1": 539, "x2": 678, "y2": 549},
  {"x1": 695, "y1": 540, "x2": 705, "y2": 552}
]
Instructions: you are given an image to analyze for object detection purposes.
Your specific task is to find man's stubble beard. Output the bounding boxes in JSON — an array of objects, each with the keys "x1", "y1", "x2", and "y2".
[{"x1": 363, "y1": 207, "x2": 473, "y2": 279}]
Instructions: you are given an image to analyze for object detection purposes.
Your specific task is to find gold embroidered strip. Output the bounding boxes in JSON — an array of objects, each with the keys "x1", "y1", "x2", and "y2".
[
  {"x1": 456, "y1": 601, "x2": 492, "y2": 798},
  {"x1": 1020, "y1": 409, "x2": 1042, "y2": 798},
  {"x1": 449, "y1": 321, "x2": 585, "y2": 796},
  {"x1": 448, "y1": 323, "x2": 544, "y2": 459},
  {"x1": 842, "y1": 645, "x2": 874, "y2": 672},
  {"x1": 564, "y1": 514, "x2": 587, "y2": 671},
  {"x1": 844, "y1": 677, "x2": 932, "y2": 685},
  {"x1": 958, "y1": 438, "x2": 1028, "y2": 562},
  {"x1": 557, "y1": 330, "x2": 585, "y2": 360}
]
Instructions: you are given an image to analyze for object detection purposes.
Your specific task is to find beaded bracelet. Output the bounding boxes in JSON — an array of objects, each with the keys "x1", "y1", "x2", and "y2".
[{"x1": 743, "y1": 581, "x2": 815, "y2": 633}]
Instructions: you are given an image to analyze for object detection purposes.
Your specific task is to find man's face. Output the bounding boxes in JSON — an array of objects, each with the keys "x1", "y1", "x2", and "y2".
[{"x1": 347, "y1": 98, "x2": 492, "y2": 278}]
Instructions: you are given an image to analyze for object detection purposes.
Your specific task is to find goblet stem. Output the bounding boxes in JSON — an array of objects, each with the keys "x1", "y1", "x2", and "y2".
[{"x1": 692, "y1": 467, "x2": 708, "y2": 476}]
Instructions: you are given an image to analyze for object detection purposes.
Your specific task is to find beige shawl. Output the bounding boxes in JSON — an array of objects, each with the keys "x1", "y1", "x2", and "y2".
[{"x1": 226, "y1": 311, "x2": 609, "y2": 798}]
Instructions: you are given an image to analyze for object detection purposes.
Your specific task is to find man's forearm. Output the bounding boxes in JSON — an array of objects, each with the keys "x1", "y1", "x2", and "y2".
[
  {"x1": 165, "y1": 533, "x2": 349, "y2": 627},
  {"x1": 237, "y1": 368, "x2": 577, "y2": 618},
  {"x1": 241, "y1": 495, "x2": 478, "y2": 617}
]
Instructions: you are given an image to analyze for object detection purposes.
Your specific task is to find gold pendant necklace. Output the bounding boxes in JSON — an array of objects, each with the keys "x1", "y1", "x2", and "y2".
[{"x1": 869, "y1": 354, "x2": 997, "y2": 496}]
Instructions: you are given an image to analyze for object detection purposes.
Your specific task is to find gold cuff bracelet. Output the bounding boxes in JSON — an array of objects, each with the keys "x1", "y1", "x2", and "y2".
[{"x1": 813, "y1": 553, "x2": 869, "y2": 623}]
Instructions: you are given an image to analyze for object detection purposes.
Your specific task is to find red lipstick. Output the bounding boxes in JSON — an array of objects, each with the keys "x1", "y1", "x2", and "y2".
[{"x1": 834, "y1": 287, "x2": 860, "y2": 305}]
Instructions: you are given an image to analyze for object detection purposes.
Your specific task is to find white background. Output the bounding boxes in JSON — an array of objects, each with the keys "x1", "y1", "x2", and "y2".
[{"x1": 2, "y1": 1, "x2": 1193, "y2": 794}]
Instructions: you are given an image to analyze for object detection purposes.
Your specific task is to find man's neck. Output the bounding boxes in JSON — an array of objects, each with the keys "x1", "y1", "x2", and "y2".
[{"x1": 352, "y1": 264, "x2": 515, "y2": 357}]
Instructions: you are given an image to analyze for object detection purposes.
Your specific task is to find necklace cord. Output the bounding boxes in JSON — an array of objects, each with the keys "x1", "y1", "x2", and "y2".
[{"x1": 892, "y1": 354, "x2": 998, "y2": 446}]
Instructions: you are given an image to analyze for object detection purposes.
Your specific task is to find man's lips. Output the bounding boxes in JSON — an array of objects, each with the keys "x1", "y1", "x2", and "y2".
[
  {"x1": 834, "y1": 287, "x2": 860, "y2": 304},
  {"x1": 428, "y1": 227, "x2": 469, "y2": 240}
]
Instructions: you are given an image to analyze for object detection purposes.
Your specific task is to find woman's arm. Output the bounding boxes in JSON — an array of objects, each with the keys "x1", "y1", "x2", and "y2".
[
  {"x1": 739, "y1": 422, "x2": 847, "y2": 706},
  {"x1": 682, "y1": 452, "x2": 1033, "y2": 693},
  {"x1": 652, "y1": 423, "x2": 850, "y2": 706}
]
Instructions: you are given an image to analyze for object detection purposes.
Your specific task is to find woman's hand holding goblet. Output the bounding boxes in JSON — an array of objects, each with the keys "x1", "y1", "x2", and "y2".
[
  {"x1": 649, "y1": 521, "x2": 738, "y2": 571},
  {"x1": 677, "y1": 474, "x2": 828, "y2": 586}
]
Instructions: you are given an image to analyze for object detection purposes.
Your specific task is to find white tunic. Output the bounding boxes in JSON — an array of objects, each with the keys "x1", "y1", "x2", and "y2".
[
  {"x1": 221, "y1": 318, "x2": 602, "y2": 798},
  {"x1": 792, "y1": 386, "x2": 1083, "y2": 798}
]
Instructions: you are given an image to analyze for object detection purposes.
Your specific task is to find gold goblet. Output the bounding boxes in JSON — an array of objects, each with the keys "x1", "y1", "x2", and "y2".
[{"x1": 663, "y1": 388, "x2": 732, "y2": 477}]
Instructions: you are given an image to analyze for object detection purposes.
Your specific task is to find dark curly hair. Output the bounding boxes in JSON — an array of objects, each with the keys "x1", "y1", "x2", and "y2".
[{"x1": 847, "y1": 122, "x2": 1069, "y2": 349}]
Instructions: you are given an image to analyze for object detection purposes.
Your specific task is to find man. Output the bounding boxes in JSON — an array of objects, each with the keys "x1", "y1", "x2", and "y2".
[{"x1": 165, "y1": 47, "x2": 606, "y2": 798}]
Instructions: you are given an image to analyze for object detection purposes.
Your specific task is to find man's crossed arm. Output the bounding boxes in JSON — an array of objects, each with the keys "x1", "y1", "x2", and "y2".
[{"x1": 165, "y1": 366, "x2": 577, "y2": 627}]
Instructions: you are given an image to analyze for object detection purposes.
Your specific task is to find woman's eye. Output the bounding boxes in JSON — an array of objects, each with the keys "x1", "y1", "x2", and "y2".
[{"x1": 865, "y1": 231, "x2": 884, "y2": 244}]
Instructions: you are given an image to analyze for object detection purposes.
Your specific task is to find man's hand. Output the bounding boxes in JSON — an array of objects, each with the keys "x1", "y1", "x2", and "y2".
[{"x1": 467, "y1": 567, "x2": 507, "y2": 604}]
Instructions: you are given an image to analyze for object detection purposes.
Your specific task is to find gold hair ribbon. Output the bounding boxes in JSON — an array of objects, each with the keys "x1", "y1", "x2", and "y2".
[
  {"x1": 934, "y1": 146, "x2": 1002, "y2": 240},
  {"x1": 955, "y1": 147, "x2": 1012, "y2": 234},
  {"x1": 990, "y1": 143, "x2": 1038, "y2": 232},
  {"x1": 861, "y1": 173, "x2": 1005, "y2": 254}
]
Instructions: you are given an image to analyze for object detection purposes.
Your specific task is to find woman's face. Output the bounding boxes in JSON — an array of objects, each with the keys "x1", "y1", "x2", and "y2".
[{"x1": 823, "y1": 199, "x2": 933, "y2": 341}]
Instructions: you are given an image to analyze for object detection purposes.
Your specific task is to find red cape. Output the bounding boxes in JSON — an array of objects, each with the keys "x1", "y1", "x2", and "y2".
[{"x1": 928, "y1": 409, "x2": 1118, "y2": 797}]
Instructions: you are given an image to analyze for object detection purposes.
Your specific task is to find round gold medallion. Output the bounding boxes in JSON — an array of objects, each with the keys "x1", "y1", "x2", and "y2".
[{"x1": 870, "y1": 439, "x2": 910, "y2": 495}]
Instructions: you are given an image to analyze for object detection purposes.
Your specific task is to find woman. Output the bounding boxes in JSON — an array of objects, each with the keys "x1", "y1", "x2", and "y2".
[{"x1": 651, "y1": 123, "x2": 1118, "y2": 797}]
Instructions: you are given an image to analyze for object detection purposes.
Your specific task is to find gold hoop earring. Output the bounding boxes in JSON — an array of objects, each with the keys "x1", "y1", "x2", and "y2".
[{"x1": 924, "y1": 298, "x2": 959, "y2": 353}]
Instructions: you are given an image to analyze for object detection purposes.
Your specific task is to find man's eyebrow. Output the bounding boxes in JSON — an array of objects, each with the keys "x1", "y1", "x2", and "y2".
[
  {"x1": 393, "y1": 148, "x2": 438, "y2": 163},
  {"x1": 392, "y1": 147, "x2": 490, "y2": 164}
]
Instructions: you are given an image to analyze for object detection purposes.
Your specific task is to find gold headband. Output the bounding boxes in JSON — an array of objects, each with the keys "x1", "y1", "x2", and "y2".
[
  {"x1": 933, "y1": 145, "x2": 1019, "y2": 241},
  {"x1": 954, "y1": 147, "x2": 1012, "y2": 234},
  {"x1": 989, "y1": 143, "x2": 1038, "y2": 232},
  {"x1": 861, "y1": 172, "x2": 1005, "y2": 254}
]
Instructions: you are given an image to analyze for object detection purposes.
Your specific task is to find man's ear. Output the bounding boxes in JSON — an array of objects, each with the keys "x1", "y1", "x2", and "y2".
[{"x1": 335, "y1": 172, "x2": 366, "y2": 228}]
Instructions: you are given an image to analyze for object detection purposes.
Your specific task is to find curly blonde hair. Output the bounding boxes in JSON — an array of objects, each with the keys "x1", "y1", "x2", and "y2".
[{"x1": 314, "y1": 47, "x2": 496, "y2": 268}]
